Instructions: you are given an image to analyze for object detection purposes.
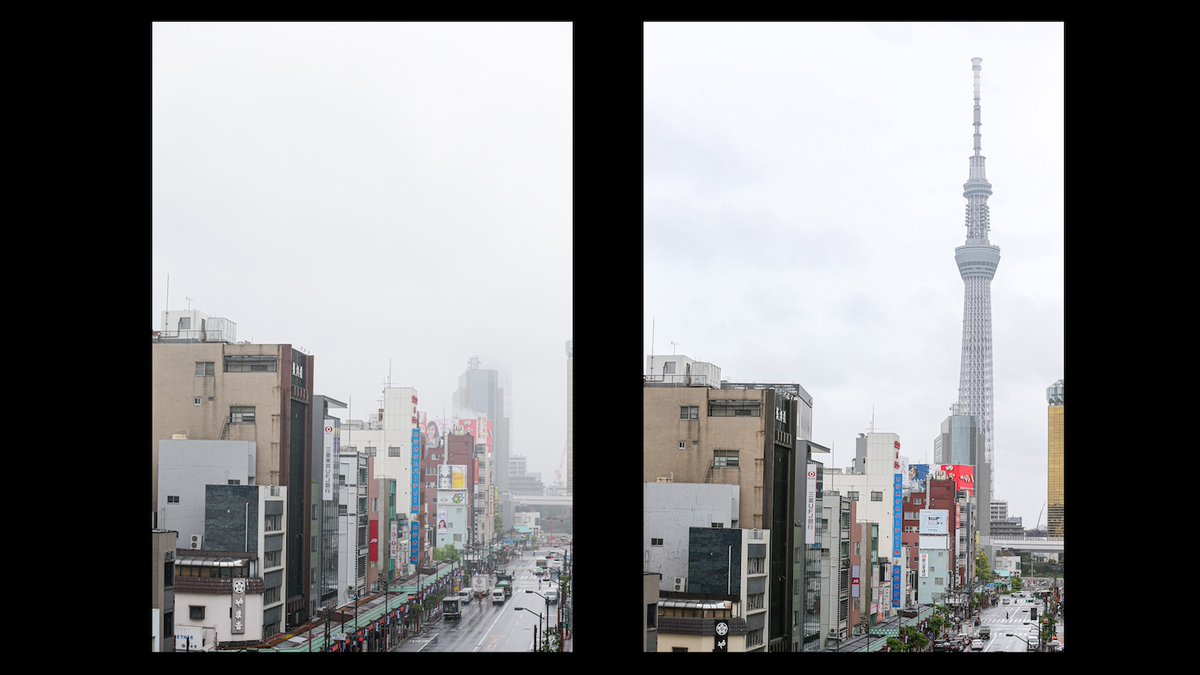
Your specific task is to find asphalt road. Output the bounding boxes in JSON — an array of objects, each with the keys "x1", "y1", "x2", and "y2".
[{"x1": 401, "y1": 550, "x2": 566, "y2": 652}]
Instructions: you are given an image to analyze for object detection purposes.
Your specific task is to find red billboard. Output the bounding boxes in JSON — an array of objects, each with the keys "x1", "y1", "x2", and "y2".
[
  {"x1": 937, "y1": 464, "x2": 975, "y2": 496},
  {"x1": 369, "y1": 519, "x2": 379, "y2": 562}
]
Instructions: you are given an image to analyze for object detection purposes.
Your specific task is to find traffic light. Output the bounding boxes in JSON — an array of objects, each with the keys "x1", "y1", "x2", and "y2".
[{"x1": 1030, "y1": 607, "x2": 1038, "y2": 621}]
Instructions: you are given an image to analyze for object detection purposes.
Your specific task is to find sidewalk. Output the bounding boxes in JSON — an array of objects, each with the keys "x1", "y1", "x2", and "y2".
[{"x1": 251, "y1": 563, "x2": 462, "y2": 652}]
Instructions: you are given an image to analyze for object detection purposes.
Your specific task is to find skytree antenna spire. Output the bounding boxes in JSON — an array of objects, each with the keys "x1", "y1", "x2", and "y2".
[{"x1": 955, "y1": 57, "x2": 1000, "y2": 531}]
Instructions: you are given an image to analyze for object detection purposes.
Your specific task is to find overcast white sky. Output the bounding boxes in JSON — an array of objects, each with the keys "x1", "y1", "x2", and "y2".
[
  {"x1": 645, "y1": 22, "x2": 1063, "y2": 527},
  {"x1": 153, "y1": 22, "x2": 572, "y2": 484}
]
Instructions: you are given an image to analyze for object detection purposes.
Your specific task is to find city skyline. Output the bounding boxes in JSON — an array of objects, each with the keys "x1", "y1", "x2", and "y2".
[{"x1": 644, "y1": 23, "x2": 1063, "y2": 526}]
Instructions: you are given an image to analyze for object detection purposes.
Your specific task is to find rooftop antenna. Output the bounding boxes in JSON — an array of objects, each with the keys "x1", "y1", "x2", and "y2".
[
  {"x1": 388, "y1": 358, "x2": 392, "y2": 388},
  {"x1": 649, "y1": 318, "x2": 655, "y2": 377},
  {"x1": 185, "y1": 296, "x2": 194, "y2": 311},
  {"x1": 670, "y1": 341, "x2": 681, "y2": 355},
  {"x1": 164, "y1": 274, "x2": 169, "y2": 326}
]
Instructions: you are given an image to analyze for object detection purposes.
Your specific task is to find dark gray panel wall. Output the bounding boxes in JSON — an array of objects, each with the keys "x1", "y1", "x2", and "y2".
[
  {"x1": 687, "y1": 528, "x2": 743, "y2": 596},
  {"x1": 205, "y1": 485, "x2": 260, "y2": 553}
]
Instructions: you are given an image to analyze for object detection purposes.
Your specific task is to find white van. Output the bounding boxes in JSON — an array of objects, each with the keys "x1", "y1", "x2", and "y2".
[
  {"x1": 458, "y1": 589, "x2": 473, "y2": 605},
  {"x1": 491, "y1": 588, "x2": 506, "y2": 605}
]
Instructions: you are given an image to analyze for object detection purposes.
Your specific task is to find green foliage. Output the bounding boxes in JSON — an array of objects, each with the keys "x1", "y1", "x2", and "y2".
[
  {"x1": 1011, "y1": 576, "x2": 1023, "y2": 591},
  {"x1": 976, "y1": 548, "x2": 991, "y2": 581},
  {"x1": 433, "y1": 545, "x2": 461, "y2": 563},
  {"x1": 886, "y1": 637, "x2": 908, "y2": 652}
]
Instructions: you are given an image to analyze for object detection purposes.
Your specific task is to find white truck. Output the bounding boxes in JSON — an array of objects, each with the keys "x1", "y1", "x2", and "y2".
[{"x1": 472, "y1": 573, "x2": 490, "y2": 600}]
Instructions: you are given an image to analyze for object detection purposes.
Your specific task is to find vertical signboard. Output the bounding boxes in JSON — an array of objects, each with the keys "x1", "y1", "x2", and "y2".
[
  {"x1": 805, "y1": 464, "x2": 817, "y2": 545},
  {"x1": 920, "y1": 553, "x2": 929, "y2": 578},
  {"x1": 714, "y1": 619, "x2": 729, "y2": 652},
  {"x1": 437, "y1": 509, "x2": 448, "y2": 534},
  {"x1": 231, "y1": 578, "x2": 246, "y2": 635},
  {"x1": 892, "y1": 471, "x2": 902, "y2": 608},
  {"x1": 323, "y1": 421, "x2": 335, "y2": 501},
  {"x1": 410, "y1": 427, "x2": 421, "y2": 565},
  {"x1": 438, "y1": 465, "x2": 452, "y2": 490},
  {"x1": 451, "y1": 465, "x2": 467, "y2": 490}
]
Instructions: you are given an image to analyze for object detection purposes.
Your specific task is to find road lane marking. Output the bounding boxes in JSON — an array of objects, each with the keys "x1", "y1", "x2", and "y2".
[{"x1": 473, "y1": 602, "x2": 509, "y2": 652}]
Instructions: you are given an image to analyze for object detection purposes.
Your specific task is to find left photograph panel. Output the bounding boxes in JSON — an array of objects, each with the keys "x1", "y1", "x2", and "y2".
[{"x1": 152, "y1": 22, "x2": 573, "y2": 653}]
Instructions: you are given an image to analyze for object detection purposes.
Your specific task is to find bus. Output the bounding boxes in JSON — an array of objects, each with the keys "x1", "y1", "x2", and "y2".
[{"x1": 442, "y1": 596, "x2": 464, "y2": 621}]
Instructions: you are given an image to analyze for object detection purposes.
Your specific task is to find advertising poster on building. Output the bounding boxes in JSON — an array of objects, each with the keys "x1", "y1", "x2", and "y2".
[
  {"x1": 437, "y1": 490, "x2": 468, "y2": 506},
  {"x1": 323, "y1": 421, "x2": 335, "y2": 501},
  {"x1": 938, "y1": 464, "x2": 976, "y2": 496},
  {"x1": 908, "y1": 463, "x2": 929, "y2": 494},
  {"x1": 437, "y1": 509, "x2": 448, "y2": 534},
  {"x1": 919, "y1": 509, "x2": 949, "y2": 535},
  {"x1": 898, "y1": 457, "x2": 909, "y2": 494},
  {"x1": 451, "y1": 465, "x2": 467, "y2": 490},
  {"x1": 438, "y1": 464, "x2": 452, "y2": 490},
  {"x1": 461, "y1": 419, "x2": 476, "y2": 442},
  {"x1": 425, "y1": 420, "x2": 441, "y2": 449},
  {"x1": 920, "y1": 553, "x2": 929, "y2": 578},
  {"x1": 805, "y1": 463, "x2": 818, "y2": 545}
]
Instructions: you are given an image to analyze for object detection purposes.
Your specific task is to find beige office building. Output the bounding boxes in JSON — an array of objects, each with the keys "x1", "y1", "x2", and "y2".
[{"x1": 1046, "y1": 379, "x2": 1064, "y2": 537}]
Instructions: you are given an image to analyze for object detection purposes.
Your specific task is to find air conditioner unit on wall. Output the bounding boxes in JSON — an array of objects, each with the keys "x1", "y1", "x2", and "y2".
[
  {"x1": 674, "y1": 577, "x2": 685, "y2": 592},
  {"x1": 190, "y1": 534, "x2": 203, "y2": 549}
]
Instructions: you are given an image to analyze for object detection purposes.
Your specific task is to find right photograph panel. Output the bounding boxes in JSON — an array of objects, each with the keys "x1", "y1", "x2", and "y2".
[{"x1": 643, "y1": 22, "x2": 1064, "y2": 653}]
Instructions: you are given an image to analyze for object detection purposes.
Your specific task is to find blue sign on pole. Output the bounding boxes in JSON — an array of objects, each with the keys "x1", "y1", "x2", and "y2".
[{"x1": 893, "y1": 472, "x2": 903, "y2": 608}]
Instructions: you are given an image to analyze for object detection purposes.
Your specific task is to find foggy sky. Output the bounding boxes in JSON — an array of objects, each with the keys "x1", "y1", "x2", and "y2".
[
  {"x1": 153, "y1": 22, "x2": 573, "y2": 484},
  {"x1": 644, "y1": 23, "x2": 1063, "y2": 527}
]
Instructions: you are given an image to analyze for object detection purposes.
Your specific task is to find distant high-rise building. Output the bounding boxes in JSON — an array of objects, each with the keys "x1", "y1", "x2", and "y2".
[
  {"x1": 1046, "y1": 379, "x2": 1064, "y2": 537},
  {"x1": 566, "y1": 339, "x2": 573, "y2": 494},
  {"x1": 453, "y1": 357, "x2": 511, "y2": 503},
  {"x1": 990, "y1": 499, "x2": 1008, "y2": 522},
  {"x1": 954, "y1": 58, "x2": 1001, "y2": 500},
  {"x1": 934, "y1": 414, "x2": 991, "y2": 539}
]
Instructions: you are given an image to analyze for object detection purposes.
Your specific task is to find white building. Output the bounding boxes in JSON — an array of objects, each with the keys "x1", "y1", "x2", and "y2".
[
  {"x1": 827, "y1": 432, "x2": 904, "y2": 617},
  {"x1": 644, "y1": 354, "x2": 722, "y2": 387},
  {"x1": 343, "y1": 387, "x2": 419, "y2": 578},
  {"x1": 337, "y1": 450, "x2": 367, "y2": 605}
]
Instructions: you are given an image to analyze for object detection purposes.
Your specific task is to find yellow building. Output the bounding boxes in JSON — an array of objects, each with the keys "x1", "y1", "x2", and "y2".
[{"x1": 1046, "y1": 380, "x2": 1064, "y2": 537}]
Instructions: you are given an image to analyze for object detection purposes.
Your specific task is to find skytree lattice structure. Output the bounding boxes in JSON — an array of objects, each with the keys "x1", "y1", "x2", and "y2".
[{"x1": 955, "y1": 57, "x2": 1000, "y2": 496}]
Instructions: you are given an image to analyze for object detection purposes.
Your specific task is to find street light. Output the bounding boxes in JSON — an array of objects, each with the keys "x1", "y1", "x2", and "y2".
[
  {"x1": 526, "y1": 589, "x2": 553, "y2": 650},
  {"x1": 515, "y1": 606, "x2": 545, "y2": 652}
]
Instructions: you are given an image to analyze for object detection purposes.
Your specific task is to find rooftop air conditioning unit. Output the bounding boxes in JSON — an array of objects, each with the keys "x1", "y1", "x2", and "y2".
[
  {"x1": 190, "y1": 534, "x2": 203, "y2": 550},
  {"x1": 674, "y1": 577, "x2": 686, "y2": 592}
]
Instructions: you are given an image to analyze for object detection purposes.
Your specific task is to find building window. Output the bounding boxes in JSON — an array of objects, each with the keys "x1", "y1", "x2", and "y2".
[
  {"x1": 228, "y1": 479, "x2": 240, "y2": 485},
  {"x1": 847, "y1": 491, "x2": 859, "y2": 501},
  {"x1": 651, "y1": 538, "x2": 663, "y2": 546},
  {"x1": 264, "y1": 587, "x2": 280, "y2": 605},
  {"x1": 189, "y1": 606, "x2": 205, "y2": 621},
  {"x1": 265, "y1": 550, "x2": 281, "y2": 568},
  {"x1": 913, "y1": 497, "x2": 924, "y2": 505},
  {"x1": 748, "y1": 593, "x2": 765, "y2": 611},
  {"x1": 230, "y1": 406, "x2": 256, "y2": 424},
  {"x1": 711, "y1": 522, "x2": 724, "y2": 528},
  {"x1": 747, "y1": 628, "x2": 763, "y2": 647},
  {"x1": 163, "y1": 611, "x2": 174, "y2": 637},
  {"x1": 934, "y1": 577, "x2": 944, "y2": 585},
  {"x1": 708, "y1": 400, "x2": 762, "y2": 417},
  {"x1": 265, "y1": 514, "x2": 281, "y2": 531},
  {"x1": 663, "y1": 361, "x2": 676, "y2": 375},
  {"x1": 179, "y1": 317, "x2": 191, "y2": 330},
  {"x1": 713, "y1": 449, "x2": 739, "y2": 468},
  {"x1": 748, "y1": 557, "x2": 765, "y2": 574},
  {"x1": 338, "y1": 504, "x2": 348, "y2": 516},
  {"x1": 454, "y1": 534, "x2": 462, "y2": 542},
  {"x1": 870, "y1": 491, "x2": 883, "y2": 501},
  {"x1": 373, "y1": 498, "x2": 378, "y2": 512},
  {"x1": 167, "y1": 495, "x2": 180, "y2": 504},
  {"x1": 647, "y1": 604, "x2": 657, "y2": 629},
  {"x1": 223, "y1": 355, "x2": 278, "y2": 373},
  {"x1": 164, "y1": 562, "x2": 174, "y2": 588},
  {"x1": 195, "y1": 361, "x2": 215, "y2": 376},
  {"x1": 194, "y1": 397, "x2": 202, "y2": 406},
  {"x1": 678, "y1": 441, "x2": 686, "y2": 450},
  {"x1": 679, "y1": 405, "x2": 699, "y2": 420},
  {"x1": 388, "y1": 446, "x2": 401, "y2": 457},
  {"x1": 672, "y1": 647, "x2": 688, "y2": 652}
]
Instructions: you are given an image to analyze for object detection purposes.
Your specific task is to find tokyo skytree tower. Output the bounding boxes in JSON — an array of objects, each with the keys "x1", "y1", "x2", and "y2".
[{"x1": 955, "y1": 58, "x2": 1000, "y2": 495}]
